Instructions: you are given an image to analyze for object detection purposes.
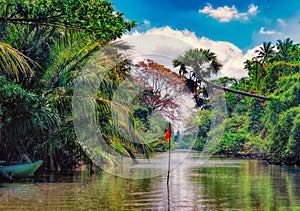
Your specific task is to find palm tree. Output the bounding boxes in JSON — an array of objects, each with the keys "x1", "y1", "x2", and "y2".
[
  {"x1": 0, "y1": 42, "x2": 49, "y2": 163},
  {"x1": 0, "y1": 32, "x2": 150, "y2": 169},
  {"x1": 0, "y1": 42, "x2": 38, "y2": 82},
  {"x1": 173, "y1": 48, "x2": 271, "y2": 102},
  {"x1": 0, "y1": 0, "x2": 143, "y2": 170},
  {"x1": 255, "y1": 41, "x2": 276, "y2": 63},
  {"x1": 51, "y1": 38, "x2": 152, "y2": 168},
  {"x1": 173, "y1": 48, "x2": 222, "y2": 79},
  {"x1": 173, "y1": 49, "x2": 222, "y2": 105},
  {"x1": 275, "y1": 38, "x2": 295, "y2": 62}
]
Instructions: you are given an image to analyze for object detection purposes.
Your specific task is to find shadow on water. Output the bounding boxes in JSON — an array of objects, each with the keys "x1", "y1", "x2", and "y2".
[{"x1": 1, "y1": 151, "x2": 300, "y2": 210}]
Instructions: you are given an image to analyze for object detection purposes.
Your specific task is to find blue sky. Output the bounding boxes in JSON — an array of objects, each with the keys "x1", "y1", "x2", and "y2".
[
  {"x1": 112, "y1": 0, "x2": 300, "y2": 50},
  {"x1": 110, "y1": 0, "x2": 300, "y2": 78}
]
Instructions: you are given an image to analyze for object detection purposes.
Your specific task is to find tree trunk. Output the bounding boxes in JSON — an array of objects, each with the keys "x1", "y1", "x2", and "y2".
[{"x1": 196, "y1": 73, "x2": 271, "y2": 101}]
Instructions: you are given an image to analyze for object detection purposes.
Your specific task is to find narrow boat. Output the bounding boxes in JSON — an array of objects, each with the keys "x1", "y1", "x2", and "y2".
[{"x1": 0, "y1": 160, "x2": 43, "y2": 180}]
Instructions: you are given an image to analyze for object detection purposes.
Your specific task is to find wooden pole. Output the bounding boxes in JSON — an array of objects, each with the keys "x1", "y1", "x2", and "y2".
[
  {"x1": 167, "y1": 136, "x2": 171, "y2": 186},
  {"x1": 167, "y1": 178, "x2": 170, "y2": 211},
  {"x1": 166, "y1": 135, "x2": 171, "y2": 211},
  {"x1": 165, "y1": 122, "x2": 171, "y2": 210}
]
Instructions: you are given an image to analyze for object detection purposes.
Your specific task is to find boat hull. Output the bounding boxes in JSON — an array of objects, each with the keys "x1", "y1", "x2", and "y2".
[{"x1": 1, "y1": 160, "x2": 43, "y2": 179}]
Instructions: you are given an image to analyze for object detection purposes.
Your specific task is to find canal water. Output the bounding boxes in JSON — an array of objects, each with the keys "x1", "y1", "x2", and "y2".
[{"x1": 1, "y1": 151, "x2": 300, "y2": 210}]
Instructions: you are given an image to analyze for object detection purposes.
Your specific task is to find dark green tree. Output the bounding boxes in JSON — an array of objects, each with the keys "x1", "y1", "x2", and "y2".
[
  {"x1": 255, "y1": 41, "x2": 276, "y2": 63},
  {"x1": 275, "y1": 38, "x2": 295, "y2": 62},
  {"x1": 0, "y1": 0, "x2": 141, "y2": 170}
]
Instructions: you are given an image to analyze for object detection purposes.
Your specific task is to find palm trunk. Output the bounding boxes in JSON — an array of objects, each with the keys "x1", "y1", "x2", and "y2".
[{"x1": 195, "y1": 73, "x2": 271, "y2": 101}]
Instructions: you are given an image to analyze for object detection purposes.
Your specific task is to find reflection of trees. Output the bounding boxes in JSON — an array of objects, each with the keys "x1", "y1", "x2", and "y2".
[{"x1": 192, "y1": 160, "x2": 300, "y2": 210}]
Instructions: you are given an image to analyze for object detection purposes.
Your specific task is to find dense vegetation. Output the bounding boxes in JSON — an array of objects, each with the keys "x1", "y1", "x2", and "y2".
[
  {"x1": 1, "y1": 0, "x2": 299, "y2": 172},
  {"x1": 184, "y1": 40, "x2": 300, "y2": 165},
  {"x1": 0, "y1": 0, "x2": 141, "y2": 171}
]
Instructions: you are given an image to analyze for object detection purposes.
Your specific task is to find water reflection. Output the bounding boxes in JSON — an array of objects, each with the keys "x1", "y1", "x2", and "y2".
[
  {"x1": 192, "y1": 158, "x2": 300, "y2": 210},
  {"x1": 1, "y1": 152, "x2": 300, "y2": 210}
]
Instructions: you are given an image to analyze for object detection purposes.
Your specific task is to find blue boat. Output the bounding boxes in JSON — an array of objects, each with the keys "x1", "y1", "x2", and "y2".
[{"x1": 0, "y1": 160, "x2": 43, "y2": 180}]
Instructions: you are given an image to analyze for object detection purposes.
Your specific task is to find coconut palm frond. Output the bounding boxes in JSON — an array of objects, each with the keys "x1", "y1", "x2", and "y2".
[
  {"x1": 0, "y1": 42, "x2": 39, "y2": 81},
  {"x1": 44, "y1": 38, "x2": 101, "y2": 88}
]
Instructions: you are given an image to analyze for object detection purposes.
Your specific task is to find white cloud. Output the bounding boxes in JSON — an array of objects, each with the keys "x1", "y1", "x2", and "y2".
[
  {"x1": 259, "y1": 27, "x2": 277, "y2": 35},
  {"x1": 277, "y1": 18, "x2": 286, "y2": 26},
  {"x1": 276, "y1": 15, "x2": 300, "y2": 42},
  {"x1": 199, "y1": 3, "x2": 258, "y2": 22},
  {"x1": 121, "y1": 27, "x2": 251, "y2": 78},
  {"x1": 199, "y1": 4, "x2": 238, "y2": 22},
  {"x1": 252, "y1": 14, "x2": 300, "y2": 46},
  {"x1": 243, "y1": 46, "x2": 259, "y2": 60},
  {"x1": 248, "y1": 4, "x2": 259, "y2": 15}
]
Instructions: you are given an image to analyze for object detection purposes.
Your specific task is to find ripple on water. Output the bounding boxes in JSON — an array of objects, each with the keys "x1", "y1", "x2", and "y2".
[{"x1": 2, "y1": 153, "x2": 300, "y2": 210}]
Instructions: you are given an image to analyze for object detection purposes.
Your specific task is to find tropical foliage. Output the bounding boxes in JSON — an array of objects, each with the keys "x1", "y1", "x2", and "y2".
[
  {"x1": 1, "y1": 0, "x2": 299, "y2": 171},
  {"x1": 182, "y1": 39, "x2": 300, "y2": 165},
  {"x1": 0, "y1": 0, "x2": 141, "y2": 171}
]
